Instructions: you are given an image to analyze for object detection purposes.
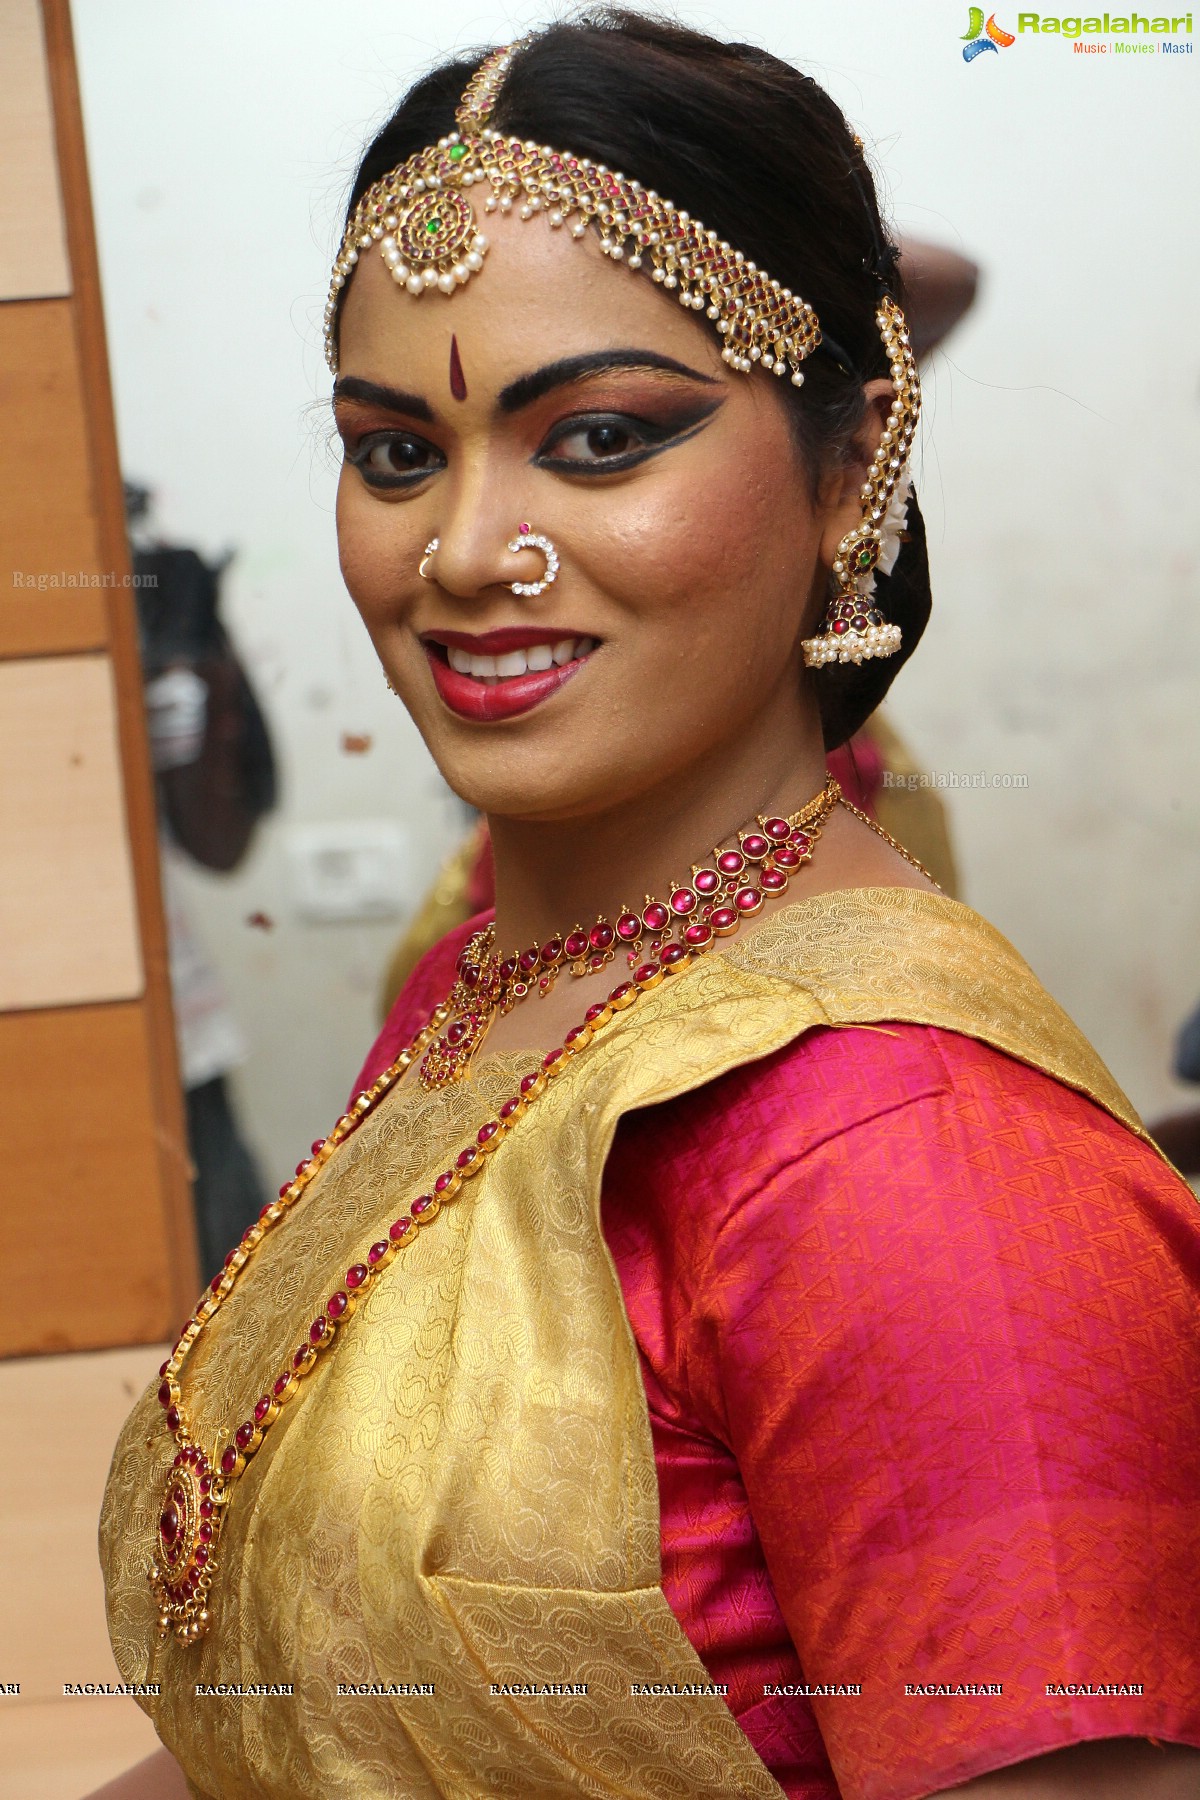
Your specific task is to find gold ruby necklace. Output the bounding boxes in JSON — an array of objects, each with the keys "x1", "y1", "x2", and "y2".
[{"x1": 150, "y1": 779, "x2": 842, "y2": 1644}]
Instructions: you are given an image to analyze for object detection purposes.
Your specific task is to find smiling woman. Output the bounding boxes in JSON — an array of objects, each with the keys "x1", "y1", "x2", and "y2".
[{"x1": 94, "y1": 11, "x2": 1200, "y2": 1800}]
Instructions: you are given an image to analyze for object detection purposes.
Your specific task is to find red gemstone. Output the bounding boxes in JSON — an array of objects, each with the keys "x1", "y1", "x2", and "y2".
[
  {"x1": 200, "y1": 1497, "x2": 214, "y2": 1516},
  {"x1": 635, "y1": 963, "x2": 659, "y2": 983},
  {"x1": 608, "y1": 982, "x2": 634, "y2": 1003},
  {"x1": 273, "y1": 1373, "x2": 293, "y2": 1399},
  {"x1": 711, "y1": 907, "x2": 738, "y2": 932},
  {"x1": 717, "y1": 850, "x2": 744, "y2": 875},
  {"x1": 199, "y1": 1476, "x2": 211, "y2": 1495},
  {"x1": 735, "y1": 886, "x2": 763, "y2": 912},
  {"x1": 584, "y1": 1003, "x2": 607, "y2": 1022},
  {"x1": 519, "y1": 1073, "x2": 541, "y2": 1095},
  {"x1": 761, "y1": 868, "x2": 787, "y2": 893},
  {"x1": 199, "y1": 1522, "x2": 213, "y2": 1543},
  {"x1": 434, "y1": 1169, "x2": 455, "y2": 1192},
  {"x1": 499, "y1": 1097, "x2": 522, "y2": 1119},
  {"x1": 261, "y1": 1204, "x2": 276, "y2": 1220},
  {"x1": 223, "y1": 1249, "x2": 236, "y2": 1268},
  {"x1": 309, "y1": 1317, "x2": 328, "y2": 1346},
  {"x1": 831, "y1": 619, "x2": 849, "y2": 635},
  {"x1": 589, "y1": 922, "x2": 614, "y2": 951},
  {"x1": 460, "y1": 964, "x2": 480, "y2": 988},
  {"x1": 346, "y1": 1263, "x2": 368, "y2": 1289},
  {"x1": 166, "y1": 1406, "x2": 181, "y2": 1434},
  {"x1": 292, "y1": 1345, "x2": 315, "y2": 1371},
  {"x1": 159, "y1": 1503, "x2": 179, "y2": 1546},
  {"x1": 295, "y1": 1161, "x2": 309, "y2": 1178},
  {"x1": 412, "y1": 1195, "x2": 434, "y2": 1216},
  {"x1": 615, "y1": 912, "x2": 641, "y2": 941},
  {"x1": 763, "y1": 817, "x2": 791, "y2": 840},
  {"x1": 660, "y1": 944, "x2": 687, "y2": 966},
  {"x1": 159, "y1": 1361, "x2": 169, "y2": 1378},
  {"x1": 669, "y1": 888, "x2": 697, "y2": 916},
  {"x1": 540, "y1": 938, "x2": 563, "y2": 965},
  {"x1": 235, "y1": 1421, "x2": 255, "y2": 1450},
  {"x1": 498, "y1": 956, "x2": 518, "y2": 983},
  {"x1": 773, "y1": 845, "x2": 801, "y2": 868},
  {"x1": 326, "y1": 1292, "x2": 348, "y2": 1320},
  {"x1": 543, "y1": 1048, "x2": 564, "y2": 1069},
  {"x1": 792, "y1": 831, "x2": 812, "y2": 854},
  {"x1": 564, "y1": 1025, "x2": 587, "y2": 1047},
  {"x1": 254, "y1": 1396, "x2": 272, "y2": 1424},
  {"x1": 693, "y1": 869, "x2": 720, "y2": 895},
  {"x1": 311, "y1": 1140, "x2": 326, "y2": 1156},
  {"x1": 210, "y1": 1274, "x2": 223, "y2": 1294},
  {"x1": 641, "y1": 902, "x2": 670, "y2": 932},
  {"x1": 445, "y1": 1019, "x2": 467, "y2": 1047},
  {"x1": 477, "y1": 1121, "x2": 500, "y2": 1145},
  {"x1": 684, "y1": 921, "x2": 713, "y2": 947},
  {"x1": 367, "y1": 1240, "x2": 389, "y2": 1265},
  {"x1": 741, "y1": 834, "x2": 770, "y2": 860},
  {"x1": 564, "y1": 931, "x2": 588, "y2": 959},
  {"x1": 194, "y1": 1546, "x2": 209, "y2": 1566},
  {"x1": 455, "y1": 1146, "x2": 477, "y2": 1169},
  {"x1": 221, "y1": 1446, "x2": 238, "y2": 1474},
  {"x1": 389, "y1": 1217, "x2": 412, "y2": 1241},
  {"x1": 519, "y1": 947, "x2": 540, "y2": 974},
  {"x1": 158, "y1": 1381, "x2": 172, "y2": 1408}
]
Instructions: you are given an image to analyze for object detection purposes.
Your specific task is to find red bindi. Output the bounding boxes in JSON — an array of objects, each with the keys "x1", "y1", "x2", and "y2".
[{"x1": 449, "y1": 335, "x2": 467, "y2": 401}]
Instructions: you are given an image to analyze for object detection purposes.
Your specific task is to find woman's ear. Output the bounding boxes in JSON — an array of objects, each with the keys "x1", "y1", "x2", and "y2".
[{"x1": 816, "y1": 377, "x2": 894, "y2": 571}]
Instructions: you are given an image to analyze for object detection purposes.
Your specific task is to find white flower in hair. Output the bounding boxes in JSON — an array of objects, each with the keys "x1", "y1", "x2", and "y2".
[{"x1": 872, "y1": 466, "x2": 913, "y2": 585}]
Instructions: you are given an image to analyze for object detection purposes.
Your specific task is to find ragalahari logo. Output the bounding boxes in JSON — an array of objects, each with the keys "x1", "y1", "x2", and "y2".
[{"x1": 962, "y1": 7, "x2": 1018, "y2": 56}]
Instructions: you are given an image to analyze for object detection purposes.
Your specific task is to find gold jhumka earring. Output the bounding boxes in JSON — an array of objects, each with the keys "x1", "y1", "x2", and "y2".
[{"x1": 324, "y1": 41, "x2": 920, "y2": 670}]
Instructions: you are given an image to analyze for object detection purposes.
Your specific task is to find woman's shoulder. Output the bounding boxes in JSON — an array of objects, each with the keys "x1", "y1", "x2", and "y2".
[
  {"x1": 350, "y1": 909, "x2": 493, "y2": 1096},
  {"x1": 606, "y1": 1017, "x2": 1186, "y2": 1254}
]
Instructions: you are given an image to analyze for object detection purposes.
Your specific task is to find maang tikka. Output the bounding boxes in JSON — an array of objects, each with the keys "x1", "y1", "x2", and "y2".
[{"x1": 324, "y1": 38, "x2": 920, "y2": 667}]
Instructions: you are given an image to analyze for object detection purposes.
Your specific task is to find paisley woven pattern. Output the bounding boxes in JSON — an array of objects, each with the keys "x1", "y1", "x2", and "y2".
[{"x1": 100, "y1": 889, "x2": 1188, "y2": 1798}]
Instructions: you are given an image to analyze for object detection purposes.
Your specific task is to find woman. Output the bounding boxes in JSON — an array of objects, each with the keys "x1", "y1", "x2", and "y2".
[{"x1": 95, "y1": 14, "x2": 1200, "y2": 1799}]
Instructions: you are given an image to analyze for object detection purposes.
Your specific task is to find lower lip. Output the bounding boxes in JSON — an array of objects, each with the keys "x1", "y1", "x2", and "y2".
[{"x1": 424, "y1": 646, "x2": 592, "y2": 722}]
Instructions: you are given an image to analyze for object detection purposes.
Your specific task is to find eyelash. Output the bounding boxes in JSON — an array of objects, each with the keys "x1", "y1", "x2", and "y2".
[{"x1": 343, "y1": 409, "x2": 711, "y2": 491}]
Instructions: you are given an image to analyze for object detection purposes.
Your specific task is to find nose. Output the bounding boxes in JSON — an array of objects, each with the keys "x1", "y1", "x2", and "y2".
[{"x1": 425, "y1": 472, "x2": 551, "y2": 603}]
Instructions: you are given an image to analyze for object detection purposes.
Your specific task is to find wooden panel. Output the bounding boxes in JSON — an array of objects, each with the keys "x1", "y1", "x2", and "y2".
[
  {"x1": 0, "y1": 0, "x2": 71, "y2": 301},
  {"x1": 0, "y1": 298, "x2": 109, "y2": 656},
  {"x1": 0, "y1": 1002, "x2": 196, "y2": 1356},
  {"x1": 0, "y1": 654, "x2": 143, "y2": 1010},
  {"x1": 0, "y1": 1342, "x2": 165, "y2": 1795}
]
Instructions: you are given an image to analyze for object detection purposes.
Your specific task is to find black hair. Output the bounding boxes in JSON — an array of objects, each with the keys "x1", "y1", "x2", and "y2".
[{"x1": 335, "y1": 8, "x2": 930, "y2": 750}]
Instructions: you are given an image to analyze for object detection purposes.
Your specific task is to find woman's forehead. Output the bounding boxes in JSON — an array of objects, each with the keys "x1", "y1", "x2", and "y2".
[{"x1": 335, "y1": 192, "x2": 729, "y2": 390}]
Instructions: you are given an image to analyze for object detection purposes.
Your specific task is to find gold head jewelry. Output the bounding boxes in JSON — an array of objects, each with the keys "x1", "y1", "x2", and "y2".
[{"x1": 325, "y1": 38, "x2": 920, "y2": 666}]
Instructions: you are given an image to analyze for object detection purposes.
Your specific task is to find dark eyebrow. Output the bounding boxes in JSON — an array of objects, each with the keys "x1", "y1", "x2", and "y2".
[
  {"x1": 497, "y1": 349, "x2": 720, "y2": 414},
  {"x1": 332, "y1": 376, "x2": 433, "y2": 422}
]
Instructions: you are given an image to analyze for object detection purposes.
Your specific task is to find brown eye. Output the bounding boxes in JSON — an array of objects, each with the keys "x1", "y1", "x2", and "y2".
[{"x1": 347, "y1": 431, "x2": 444, "y2": 488}]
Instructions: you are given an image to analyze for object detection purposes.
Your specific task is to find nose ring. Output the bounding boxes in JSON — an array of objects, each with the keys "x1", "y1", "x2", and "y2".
[
  {"x1": 418, "y1": 538, "x2": 439, "y2": 581},
  {"x1": 507, "y1": 523, "x2": 559, "y2": 597}
]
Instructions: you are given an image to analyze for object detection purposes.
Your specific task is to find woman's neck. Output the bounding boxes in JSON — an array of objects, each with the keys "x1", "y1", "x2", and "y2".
[{"x1": 486, "y1": 710, "x2": 831, "y2": 951}]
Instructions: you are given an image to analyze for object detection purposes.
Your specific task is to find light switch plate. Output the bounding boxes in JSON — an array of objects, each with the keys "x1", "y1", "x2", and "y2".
[{"x1": 285, "y1": 820, "x2": 412, "y2": 924}]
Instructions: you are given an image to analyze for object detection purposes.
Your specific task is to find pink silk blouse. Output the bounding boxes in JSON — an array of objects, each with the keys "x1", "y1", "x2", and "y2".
[{"x1": 355, "y1": 915, "x2": 1200, "y2": 1800}]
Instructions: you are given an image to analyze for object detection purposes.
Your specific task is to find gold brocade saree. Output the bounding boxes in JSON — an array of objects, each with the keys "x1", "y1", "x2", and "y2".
[{"x1": 99, "y1": 890, "x2": 1145, "y2": 1799}]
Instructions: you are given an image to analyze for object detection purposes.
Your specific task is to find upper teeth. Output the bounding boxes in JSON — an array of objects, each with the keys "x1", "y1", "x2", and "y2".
[{"x1": 446, "y1": 637, "x2": 596, "y2": 679}]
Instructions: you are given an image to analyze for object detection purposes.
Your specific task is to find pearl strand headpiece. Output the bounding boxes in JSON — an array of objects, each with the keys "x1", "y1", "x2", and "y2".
[
  {"x1": 324, "y1": 39, "x2": 921, "y2": 668},
  {"x1": 325, "y1": 40, "x2": 830, "y2": 382}
]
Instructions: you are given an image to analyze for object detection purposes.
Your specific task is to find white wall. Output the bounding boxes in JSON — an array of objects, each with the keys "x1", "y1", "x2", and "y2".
[{"x1": 73, "y1": 0, "x2": 1200, "y2": 1191}]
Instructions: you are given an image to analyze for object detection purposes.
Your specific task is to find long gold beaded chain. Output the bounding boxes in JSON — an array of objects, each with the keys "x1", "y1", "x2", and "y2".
[{"x1": 150, "y1": 779, "x2": 843, "y2": 1645}]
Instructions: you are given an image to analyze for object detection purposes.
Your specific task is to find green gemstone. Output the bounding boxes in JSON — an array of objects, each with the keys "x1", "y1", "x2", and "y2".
[
  {"x1": 448, "y1": 144, "x2": 467, "y2": 161},
  {"x1": 426, "y1": 218, "x2": 442, "y2": 233}
]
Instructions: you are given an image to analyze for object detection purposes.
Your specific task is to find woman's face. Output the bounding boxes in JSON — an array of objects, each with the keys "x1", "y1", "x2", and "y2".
[{"x1": 334, "y1": 190, "x2": 842, "y2": 823}]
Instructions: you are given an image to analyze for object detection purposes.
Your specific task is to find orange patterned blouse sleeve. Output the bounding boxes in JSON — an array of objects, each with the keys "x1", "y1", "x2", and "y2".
[{"x1": 602, "y1": 1020, "x2": 1200, "y2": 1800}]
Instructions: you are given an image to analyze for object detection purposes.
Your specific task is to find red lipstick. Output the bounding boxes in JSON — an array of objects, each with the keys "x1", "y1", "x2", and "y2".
[{"x1": 424, "y1": 641, "x2": 593, "y2": 722}]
